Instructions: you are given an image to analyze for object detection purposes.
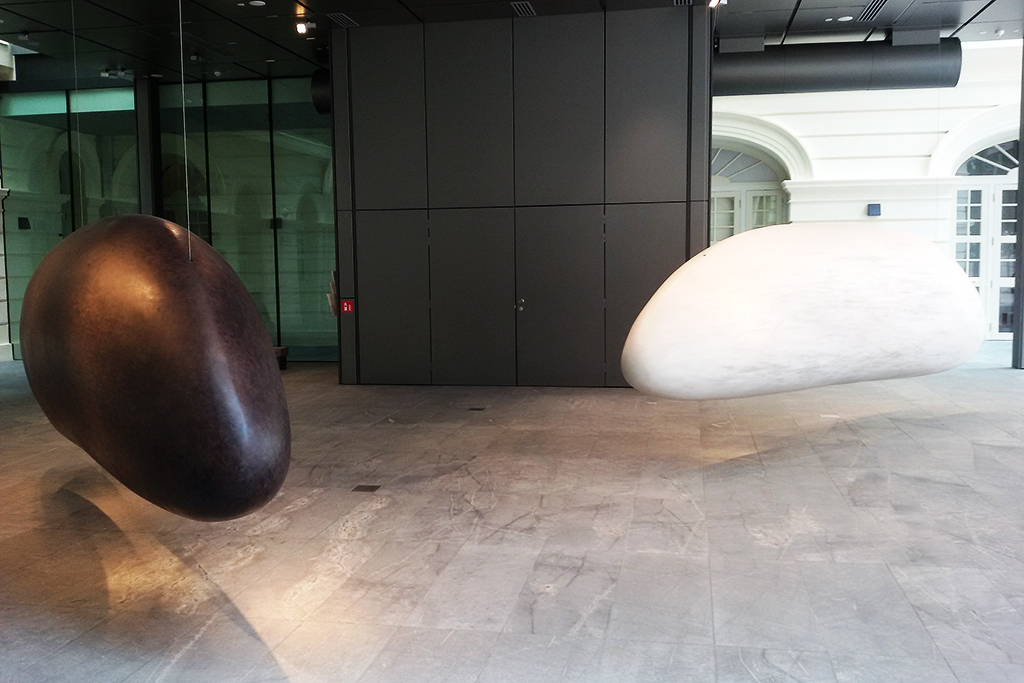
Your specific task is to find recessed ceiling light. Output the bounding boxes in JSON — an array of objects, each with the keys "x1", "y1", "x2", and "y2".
[
  {"x1": 249, "y1": 0, "x2": 265, "y2": 5},
  {"x1": 266, "y1": 58, "x2": 275, "y2": 63},
  {"x1": 825, "y1": 17, "x2": 833, "y2": 22},
  {"x1": 837, "y1": 15, "x2": 853, "y2": 21}
]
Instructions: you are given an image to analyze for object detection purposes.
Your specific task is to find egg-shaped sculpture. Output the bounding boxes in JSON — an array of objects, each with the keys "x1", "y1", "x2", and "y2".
[
  {"x1": 622, "y1": 222, "x2": 986, "y2": 400},
  {"x1": 20, "y1": 215, "x2": 290, "y2": 521}
]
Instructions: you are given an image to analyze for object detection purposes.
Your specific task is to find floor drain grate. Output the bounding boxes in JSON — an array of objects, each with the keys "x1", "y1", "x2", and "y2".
[{"x1": 352, "y1": 485, "x2": 381, "y2": 492}]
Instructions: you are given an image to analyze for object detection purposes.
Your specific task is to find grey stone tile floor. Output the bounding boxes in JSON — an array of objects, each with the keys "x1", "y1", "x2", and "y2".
[{"x1": 2, "y1": 342, "x2": 1024, "y2": 682}]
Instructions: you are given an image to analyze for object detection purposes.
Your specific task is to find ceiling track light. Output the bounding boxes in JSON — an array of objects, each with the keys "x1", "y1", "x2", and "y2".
[{"x1": 101, "y1": 67, "x2": 132, "y2": 81}]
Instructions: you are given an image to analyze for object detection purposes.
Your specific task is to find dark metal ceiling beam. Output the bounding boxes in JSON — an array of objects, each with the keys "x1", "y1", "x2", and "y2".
[{"x1": 713, "y1": 38, "x2": 962, "y2": 95}]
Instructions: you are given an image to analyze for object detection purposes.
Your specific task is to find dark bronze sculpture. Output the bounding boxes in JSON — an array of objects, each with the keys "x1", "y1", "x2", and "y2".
[{"x1": 20, "y1": 215, "x2": 290, "y2": 521}]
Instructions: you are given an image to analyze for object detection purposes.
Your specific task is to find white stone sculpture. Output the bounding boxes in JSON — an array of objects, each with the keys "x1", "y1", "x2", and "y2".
[{"x1": 621, "y1": 222, "x2": 986, "y2": 400}]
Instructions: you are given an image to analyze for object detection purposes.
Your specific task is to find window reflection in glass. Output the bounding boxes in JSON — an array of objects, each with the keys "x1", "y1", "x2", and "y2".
[
  {"x1": 206, "y1": 81, "x2": 278, "y2": 342},
  {"x1": 1, "y1": 89, "x2": 139, "y2": 359},
  {"x1": 271, "y1": 79, "x2": 337, "y2": 361},
  {"x1": 999, "y1": 287, "x2": 1015, "y2": 334},
  {"x1": 159, "y1": 83, "x2": 210, "y2": 241}
]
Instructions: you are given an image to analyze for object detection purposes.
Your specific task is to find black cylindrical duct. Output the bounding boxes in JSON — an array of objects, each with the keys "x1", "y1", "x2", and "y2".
[
  {"x1": 311, "y1": 68, "x2": 331, "y2": 114},
  {"x1": 713, "y1": 38, "x2": 962, "y2": 96}
]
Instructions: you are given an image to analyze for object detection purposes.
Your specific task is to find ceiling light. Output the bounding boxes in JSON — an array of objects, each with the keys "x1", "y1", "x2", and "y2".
[
  {"x1": 837, "y1": 15, "x2": 853, "y2": 21},
  {"x1": 249, "y1": 0, "x2": 265, "y2": 5},
  {"x1": 295, "y1": 21, "x2": 315, "y2": 34}
]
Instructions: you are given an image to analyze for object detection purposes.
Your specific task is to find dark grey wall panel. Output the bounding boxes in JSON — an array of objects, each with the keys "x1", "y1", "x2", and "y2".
[
  {"x1": 688, "y1": 200, "x2": 709, "y2": 259},
  {"x1": 331, "y1": 29, "x2": 353, "y2": 212},
  {"x1": 425, "y1": 20, "x2": 514, "y2": 209},
  {"x1": 337, "y1": 211, "x2": 357, "y2": 384},
  {"x1": 606, "y1": 9, "x2": 689, "y2": 204},
  {"x1": 514, "y1": 14, "x2": 605, "y2": 207},
  {"x1": 516, "y1": 205, "x2": 605, "y2": 386},
  {"x1": 430, "y1": 209, "x2": 516, "y2": 385},
  {"x1": 337, "y1": 210, "x2": 355, "y2": 299},
  {"x1": 355, "y1": 210, "x2": 430, "y2": 384},
  {"x1": 605, "y1": 203, "x2": 688, "y2": 387},
  {"x1": 689, "y1": 4, "x2": 713, "y2": 204},
  {"x1": 350, "y1": 25, "x2": 427, "y2": 210}
]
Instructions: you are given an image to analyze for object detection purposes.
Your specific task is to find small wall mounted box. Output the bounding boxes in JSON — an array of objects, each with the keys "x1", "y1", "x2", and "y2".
[{"x1": 867, "y1": 203, "x2": 881, "y2": 216}]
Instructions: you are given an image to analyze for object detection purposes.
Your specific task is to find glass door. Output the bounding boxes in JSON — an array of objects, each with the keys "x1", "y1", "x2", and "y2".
[
  {"x1": 996, "y1": 186, "x2": 1017, "y2": 338},
  {"x1": 710, "y1": 193, "x2": 738, "y2": 244},
  {"x1": 955, "y1": 183, "x2": 1018, "y2": 340}
]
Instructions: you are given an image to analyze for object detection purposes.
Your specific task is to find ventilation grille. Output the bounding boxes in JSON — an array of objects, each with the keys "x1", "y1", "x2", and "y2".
[
  {"x1": 511, "y1": 1, "x2": 537, "y2": 17},
  {"x1": 328, "y1": 12, "x2": 359, "y2": 28},
  {"x1": 673, "y1": 0, "x2": 693, "y2": 5},
  {"x1": 858, "y1": 0, "x2": 887, "y2": 22}
]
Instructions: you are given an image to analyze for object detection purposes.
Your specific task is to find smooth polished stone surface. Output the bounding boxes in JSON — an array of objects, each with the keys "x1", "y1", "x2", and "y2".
[
  {"x1": 622, "y1": 223, "x2": 986, "y2": 400},
  {"x1": 19, "y1": 215, "x2": 290, "y2": 520},
  {"x1": 2, "y1": 341, "x2": 1024, "y2": 682}
]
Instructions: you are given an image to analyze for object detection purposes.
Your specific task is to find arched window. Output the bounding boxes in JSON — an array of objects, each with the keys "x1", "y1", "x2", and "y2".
[
  {"x1": 710, "y1": 146, "x2": 789, "y2": 244},
  {"x1": 954, "y1": 139, "x2": 1019, "y2": 340},
  {"x1": 956, "y1": 140, "x2": 1019, "y2": 176}
]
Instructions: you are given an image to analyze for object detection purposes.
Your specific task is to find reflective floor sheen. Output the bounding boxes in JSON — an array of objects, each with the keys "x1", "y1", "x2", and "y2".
[{"x1": 2, "y1": 344, "x2": 1024, "y2": 683}]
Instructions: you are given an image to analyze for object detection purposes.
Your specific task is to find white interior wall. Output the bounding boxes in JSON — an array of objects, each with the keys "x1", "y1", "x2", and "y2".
[{"x1": 713, "y1": 39, "x2": 1023, "y2": 246}]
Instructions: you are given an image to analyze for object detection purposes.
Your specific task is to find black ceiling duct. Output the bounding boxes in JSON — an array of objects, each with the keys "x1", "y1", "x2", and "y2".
[{"x1": 713, "y1": 38, "x2": 962, "y2": 96}]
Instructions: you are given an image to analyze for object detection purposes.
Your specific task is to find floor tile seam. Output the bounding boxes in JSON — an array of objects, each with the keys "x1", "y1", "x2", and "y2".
[
  {"x1": 255, "y1": 617, "x2": 306, "y2": 671},
  {"x1": 883, "y1": 561, "x2": 954, "y2": 669},
  {"x1": 28, "y1": 610, "x2": 152, "y2": 683},
  {"x1": 980, "y1": 570, "x2": 1024, "y2": 623}
]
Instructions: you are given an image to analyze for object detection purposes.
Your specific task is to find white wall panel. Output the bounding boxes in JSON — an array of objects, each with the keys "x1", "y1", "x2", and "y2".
[
  {"x1": 785, "y1": 178, "x2": 960, "y2": 243},
  {"x1": 810, "y1": 158, "x2": 934, "y2": 180}
]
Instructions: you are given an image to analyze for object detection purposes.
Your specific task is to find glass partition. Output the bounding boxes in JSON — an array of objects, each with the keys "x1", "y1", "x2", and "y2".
[
  {"x1": 271, "y1": 78, "x2": 335, "y2": 360},
  {"x1": 206, "y1": 81, "x2": 278, "y2": 342},
  {"x1": 1, "y1": 78, "x2": 338, "y2": 361},
  {"x1": 159, "y1": 83, "x2": 210, "y2": 241},
  {"x1": 1, "y1": 88, "x2": 139, "y2": 359},
  {"x1": 68, "y1": 88, "x2": 139, "y2": 226}
]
